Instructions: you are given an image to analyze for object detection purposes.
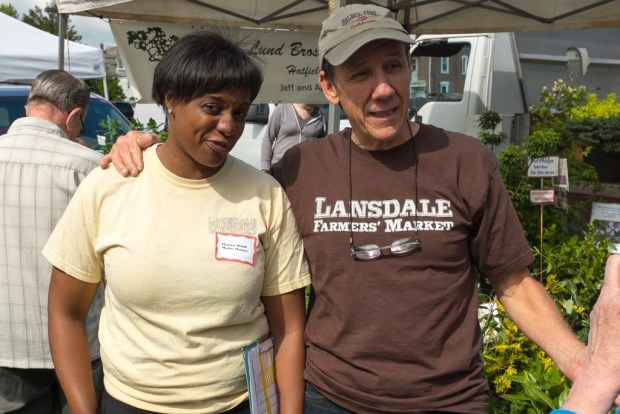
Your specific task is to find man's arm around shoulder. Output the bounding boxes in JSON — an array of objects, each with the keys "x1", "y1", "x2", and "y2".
[{"x1": 99, "y1": 131, "x2": 159, "y2": 176}]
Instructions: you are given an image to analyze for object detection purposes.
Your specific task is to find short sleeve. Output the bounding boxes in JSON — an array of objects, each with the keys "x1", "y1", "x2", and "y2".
[
  {"x1": 470, "y1": 165, "x2": 534, "y2": 279},
  {"x1": 260, "y1": 184, "x2": 310, "y2": 296},
  {"x1": 42, "y1": 172, "x2": 104, "y2": 283}
]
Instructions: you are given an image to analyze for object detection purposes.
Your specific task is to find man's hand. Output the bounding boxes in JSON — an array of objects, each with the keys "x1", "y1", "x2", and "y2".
[
  {"x1": 589, "y1": 255, "x2": 620, "y2": 350},
  {"x1": 561, "y1": 254, "x2": 620, "y2": 412},
  {"x1": 99, "y1": 131, "x2": 160, "y2": 176},
  {"x1": 585, "y1": 254, "x2": 620, "y2": 390}
]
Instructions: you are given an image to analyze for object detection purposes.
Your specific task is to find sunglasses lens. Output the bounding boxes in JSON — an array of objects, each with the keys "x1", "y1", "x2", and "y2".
[
  {"x1": 390, "y1": 238, "x2": 420, "y2": 256},
  {"x1": 352, "y1": 244, "x2": 381, "y2": 260}
]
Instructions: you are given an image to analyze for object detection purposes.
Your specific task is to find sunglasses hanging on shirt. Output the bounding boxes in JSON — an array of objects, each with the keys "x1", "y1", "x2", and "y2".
[{"x1": 349, "y1": 123, "x2": 421, "y2": 261}]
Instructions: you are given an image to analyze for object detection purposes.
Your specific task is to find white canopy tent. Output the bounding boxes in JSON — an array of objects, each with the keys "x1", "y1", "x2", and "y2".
[
  {"x1": 52, "y1": 0, "x2": 620, "y2": 127},
  {"x1": 0, "y1": 12, "x2": 105, "y2": 83},
  {"x1": 55, "y1": 0, "x2": 620, "y2": 33}
]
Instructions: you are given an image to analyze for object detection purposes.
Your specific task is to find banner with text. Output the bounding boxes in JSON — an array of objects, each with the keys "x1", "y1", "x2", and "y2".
[{"x1": 110, "y1": 21, "x2": 325, "y2": 104}]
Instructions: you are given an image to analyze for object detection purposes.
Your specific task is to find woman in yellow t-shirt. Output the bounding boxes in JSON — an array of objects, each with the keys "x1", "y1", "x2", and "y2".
[{"x1": 45, "y1": 31, "x2": 309, "y2": 414}]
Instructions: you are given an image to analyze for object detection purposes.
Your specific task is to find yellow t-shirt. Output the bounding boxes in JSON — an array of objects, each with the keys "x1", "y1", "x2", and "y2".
[{"x1": 43, "y1": 145, "x2": 310, "y2": 413}]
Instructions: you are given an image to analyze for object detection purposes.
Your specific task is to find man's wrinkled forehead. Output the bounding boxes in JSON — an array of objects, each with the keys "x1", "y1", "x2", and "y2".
[{"x1": 341, "y1": 39, "x2": 409, "y2": 67}]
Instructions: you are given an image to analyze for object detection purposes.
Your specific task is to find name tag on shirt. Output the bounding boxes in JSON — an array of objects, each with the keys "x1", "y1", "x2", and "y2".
[{"x1": 215, "y1": 233, "x2": 257, "y2": 266}]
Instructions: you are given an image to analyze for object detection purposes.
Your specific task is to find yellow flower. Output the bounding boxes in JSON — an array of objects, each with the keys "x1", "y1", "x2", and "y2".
[
  {"x1": 494, "y1": 375, "x2": 512, "y2": 394},
  {"x1": 505, "y1": 365, "x2": 518, "y2": 376}
]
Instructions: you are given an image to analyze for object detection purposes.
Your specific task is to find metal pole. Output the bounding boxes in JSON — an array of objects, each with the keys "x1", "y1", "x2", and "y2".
[
  {"x1": 326, "y1": 0, "x2": 346, "y2": 134},
  {"x1": 539, "y1": 177, "x2": 544, "y2": 280},
  {"x1": 58, "y1": 14, "x2": 67, "y2": 70},
  {"x1": 100, "y1": 45, "x2": 109, "y2": 100}
]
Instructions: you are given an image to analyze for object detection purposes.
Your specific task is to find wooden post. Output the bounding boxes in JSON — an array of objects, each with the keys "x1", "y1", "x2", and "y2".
[{"x1": 539, "y1": 177, "x2": 544, "y2": 281}]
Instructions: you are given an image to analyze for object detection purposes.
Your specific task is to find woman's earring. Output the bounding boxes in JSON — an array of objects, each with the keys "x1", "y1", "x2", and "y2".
[{"x1": 167, "y1": 108, "x2": 173, "y2": 114}]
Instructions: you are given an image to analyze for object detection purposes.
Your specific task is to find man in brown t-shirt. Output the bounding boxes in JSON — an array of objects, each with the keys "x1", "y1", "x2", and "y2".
[
  {"x1": 272, "y1": 6, "x2": 585, "y2": 412},
  {"x1": 103, "y1": 5, "x2": 588, "y2": 413}
]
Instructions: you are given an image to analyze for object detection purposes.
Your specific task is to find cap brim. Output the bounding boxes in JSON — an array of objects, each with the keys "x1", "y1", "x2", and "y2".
[{"x1": 324, "y1": 28, "x2": 415, "y2": 66}]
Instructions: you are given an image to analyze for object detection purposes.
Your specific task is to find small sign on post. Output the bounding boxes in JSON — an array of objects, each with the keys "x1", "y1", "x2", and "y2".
[
  {"x1": 527, "y1": 156, "x2": 560, "y2": 279},
  {"x1": 530, "y1": 188, "x2": 556, "y2": 204},
  {"x1": 527, "y1": 157, "x2": 560, "y2": 178}
]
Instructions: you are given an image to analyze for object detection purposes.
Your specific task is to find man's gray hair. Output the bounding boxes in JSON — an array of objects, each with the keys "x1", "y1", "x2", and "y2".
[{"x1": 28, "y1": 69, "x2": 90, "y2": 113}]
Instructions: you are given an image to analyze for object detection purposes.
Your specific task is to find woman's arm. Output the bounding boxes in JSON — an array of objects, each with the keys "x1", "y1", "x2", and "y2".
[
  {"x1": 262, "y1": 288, "x2": 306, "y2": 414},
  {"x1": 48, "y1": 266, "x2": 101, "y2": 414}
]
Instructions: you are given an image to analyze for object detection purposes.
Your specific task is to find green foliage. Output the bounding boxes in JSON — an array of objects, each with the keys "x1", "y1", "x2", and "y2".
[
  {"x1": 496, "y1": 148, "x2": 589, "y2": 249},
  {"x1": 99, "y1": 119, "x2": 123, "y2": 155},
  {"x1": 481, "y1": 298, "x2": 570, "y2": 413},
  {"x1": 490, "y1": 80, "x2": 600, "y2": 247},
  {"x1": 503, "y1": 367, "x2": 570, "y2": 414},
  {"x1": 479, "y1": 80, "x2": 616, "y2": 413},
  {"x1": 87, "y1": 77, "x2": 127, "y2": 102},
  {"x1": 566, "y1": 93, "x2": 620, "y2": 155},
  {"x1": 100, "y1": 117, "x2": 168, "y2": 155},
  {"x1": 566, "y1": 116, "x2": 620, "y2": 155},
  {"x1": 0, "y1": 3, "x2": 19, "y2": 18},
  {"x1": 542, "y1": 225, "x2": 610, "y2": 340},
  {"x1": 482, "y1": 227, "x2": 609, "y2": 413},
  {"x1": 131, "y1": 118, "x2": 168, "y2": 143},
  {"x1": 571, "y1": 93, "x2": 620, "y2": 119},
  {"x1": 21, "y1": 3, "x2": 81, "y2": 42},
  {"x1": 529, "y1": 80, "x2": 588, "y2": 128},
  {"x1": 478, "y1": 111, "x2": 507, "y2": 149},
  {"x1": 523, "y1": 128, "x2": 563, "y2": 159}
]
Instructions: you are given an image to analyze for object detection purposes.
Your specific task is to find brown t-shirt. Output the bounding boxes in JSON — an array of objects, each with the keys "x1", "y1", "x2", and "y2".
[{"x1": 272, "y1": 124, "x2": 534, "y2": 413}]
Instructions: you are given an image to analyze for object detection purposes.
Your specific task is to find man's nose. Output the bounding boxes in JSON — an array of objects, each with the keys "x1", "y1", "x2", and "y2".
[{"x1": 372, "y1": 73, "x2": 396, "y2": 100}]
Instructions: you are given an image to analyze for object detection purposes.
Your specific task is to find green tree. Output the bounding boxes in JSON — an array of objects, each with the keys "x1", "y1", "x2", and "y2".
[
  {"x1": 86, "y1": 76, "x2": 127, "y2": 102},
  {"x1": 21, "y1": 3, "x2": 81, "y2": 42},
  {"x1": 0, "y1": 2, "x2": 19, "y2": 18}
]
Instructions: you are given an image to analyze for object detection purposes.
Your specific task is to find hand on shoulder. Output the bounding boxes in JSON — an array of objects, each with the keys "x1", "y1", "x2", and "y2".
[{"x1": 99, "y1": 131, "x2": 160, "y2": 177}]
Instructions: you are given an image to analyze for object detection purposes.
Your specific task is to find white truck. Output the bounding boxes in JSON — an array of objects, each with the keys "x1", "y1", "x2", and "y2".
[
  {"x1": 410, "y1": 32, "x2": 529, "y2": 151},
  {"x1": 409, "y1": 28, "x2": 620, "y2": 150}
]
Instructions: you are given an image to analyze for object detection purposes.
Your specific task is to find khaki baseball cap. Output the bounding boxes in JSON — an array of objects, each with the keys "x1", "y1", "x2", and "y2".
[{"x1": 319, "y1": 4, "x2": 414, "y2": 66}]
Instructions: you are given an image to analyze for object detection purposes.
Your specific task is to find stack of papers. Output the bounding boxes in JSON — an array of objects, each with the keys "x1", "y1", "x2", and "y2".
[{"x1": 243, "y1": 336, "x2": 279, "y2": 414}]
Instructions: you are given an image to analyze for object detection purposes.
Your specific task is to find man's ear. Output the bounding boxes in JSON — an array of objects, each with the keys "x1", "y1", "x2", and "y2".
[
  {"x1": 65, "y1": 107, "x2": 83, "y2": 139},
  {"x1": 319, "y1": 71, "x2": 340, "y2": 106}
]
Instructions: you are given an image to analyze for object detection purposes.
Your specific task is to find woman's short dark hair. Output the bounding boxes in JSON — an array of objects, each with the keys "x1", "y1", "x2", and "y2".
[{"x1": 152, "y1": 31, "x2": 263, "y2": 107}]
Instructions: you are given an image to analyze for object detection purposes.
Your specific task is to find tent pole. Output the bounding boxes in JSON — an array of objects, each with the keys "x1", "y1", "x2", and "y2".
[
  {"x1": 58, "y1": 14, "x2": 67, "y2": 70},
  {"x1": 326, "y1": 0, "x2": 346, "y2": 134},
  {"x1": 101, "y1": 45, "x2": 110, "y2": 100}
]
